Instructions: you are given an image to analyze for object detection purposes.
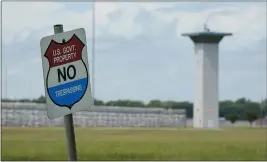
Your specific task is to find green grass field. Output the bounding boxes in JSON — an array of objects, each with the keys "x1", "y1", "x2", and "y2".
[{"x1": 1, "y1": 127, "x2": 266, "y2": 160}]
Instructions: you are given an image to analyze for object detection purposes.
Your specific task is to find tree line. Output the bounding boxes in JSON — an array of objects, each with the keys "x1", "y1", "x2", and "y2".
[{"x1": 2, "y1": 96, "x2": 267, "y2": 125}]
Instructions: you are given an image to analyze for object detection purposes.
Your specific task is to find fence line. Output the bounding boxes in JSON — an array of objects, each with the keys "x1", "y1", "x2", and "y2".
[{"x1": 1, "y1": 102, "x2": 187, "y2": 128}]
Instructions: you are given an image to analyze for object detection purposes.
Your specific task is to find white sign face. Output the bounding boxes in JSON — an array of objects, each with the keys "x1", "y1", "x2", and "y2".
[{"x1": 40, "y1": 28, "x2": 93, "y2": 119}]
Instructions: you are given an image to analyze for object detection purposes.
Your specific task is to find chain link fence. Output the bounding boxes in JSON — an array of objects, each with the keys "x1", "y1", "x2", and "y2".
[{"x1": 1, "y1": 102, "x2": 187, "y2": 128}]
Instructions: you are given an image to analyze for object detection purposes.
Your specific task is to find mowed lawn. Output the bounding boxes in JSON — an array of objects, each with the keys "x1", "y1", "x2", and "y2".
[{"x1": 1, "y1": 127, "x2": 266, "y2": 160}]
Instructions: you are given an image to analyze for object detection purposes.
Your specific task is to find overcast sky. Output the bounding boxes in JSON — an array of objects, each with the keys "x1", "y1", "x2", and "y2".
[{"x1": 1, "y1": 2, "x2": 266, "y2": 102}]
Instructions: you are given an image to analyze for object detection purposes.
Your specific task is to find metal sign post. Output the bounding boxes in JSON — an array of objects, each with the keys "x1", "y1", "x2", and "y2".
[
  {"x1": 54, "y1": 24, "x2": 77, "y2": 161},
  {"x1": 40, "y1": 23, "x2": 93, "y2": 160}
]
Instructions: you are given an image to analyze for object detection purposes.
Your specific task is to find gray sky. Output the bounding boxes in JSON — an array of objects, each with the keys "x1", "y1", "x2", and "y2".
[{"x1": 1, "y1": 2, "x2": 266, "y2": 102}]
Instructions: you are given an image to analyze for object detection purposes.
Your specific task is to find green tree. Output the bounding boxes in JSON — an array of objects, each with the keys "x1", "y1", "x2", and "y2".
[
  {"x1": 236, "y1": 97, "x2": 248, "y2": 104},
  {"x1": 244, "y1": 110, "x2": 260, "y2": 127},
  {"x1": 105, "y1": 100, "x2": 145, "y2": 107},
  {"x1": 172, "y1": 101, "x2": 193, "y2": 118},
  {"x1": 161, "y1": 100, "x2": 175, "y2": 108},
  {"x1": 1, "y1": 98, "x2": 12, "y2": 102},
  {"x1": 19, "y1": 99, "x2": 31, "y2": 102},
  {"x1": 225, "y1": 114, "x2": 239, "y2": 125},
  {"x1": 147, "y1": 100, "x2": 162, "y2": 108},
  {"x1": 34, "y1": 96, "x2": 46, "y2": 103},
  {"x1": 94, "y1": 99, "x2": 104, "y2": 105}
]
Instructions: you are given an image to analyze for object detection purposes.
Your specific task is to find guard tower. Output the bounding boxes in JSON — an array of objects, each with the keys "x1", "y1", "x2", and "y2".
[{"x1": 182, "y1": 27, "x2": 232, "y2": 129}]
